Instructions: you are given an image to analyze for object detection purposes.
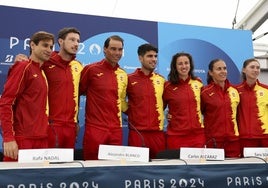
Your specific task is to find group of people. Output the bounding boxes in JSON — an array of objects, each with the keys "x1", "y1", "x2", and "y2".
[
  {"x1": 201, "y1": 58, "x2": 268, "y2": 158},
  {"x1": 0, "y1": 28, "x2": 83, "y2": 161},
  {"x1": 0, "y1": 27, "x2": 268, "y2": 162},
  {"x1": 164, "y1": 55, "x2": 268, "y2": 158}
]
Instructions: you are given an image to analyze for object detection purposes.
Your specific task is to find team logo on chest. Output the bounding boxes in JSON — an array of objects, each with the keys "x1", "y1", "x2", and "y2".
[
  {"x1": 97, "y1": 72, "x2": 104, "y2": 77},
  {"x1": 119, "y1": 75, "x2": 125, "y2": 82},
  {"x1": 131, "y1": 81, "x2": 138, "y2": 85},
  {"x1": 259, "y1": 90, "x2": 264, "y2": 97},
  {"x1": 48, "y1": 65, "x2": 55, "y2": 69},
  {"x1": 209, "y1": 92, "x2": 214, "y2": 97}
]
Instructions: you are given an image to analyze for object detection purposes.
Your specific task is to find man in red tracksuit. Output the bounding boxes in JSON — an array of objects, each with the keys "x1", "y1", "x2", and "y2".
[
  {"x1": 124, "y1": 44, "x2": 165, "y2": 159},
  {"x1": 79, "y1": 35, "x2": 128, "y2": 160},
  {"x1": 0, "y1": 31, "x2": 54, "y2": 161},
  {"x1": 43, "y1": 28, "x2": 83, "y2": 149},
  {"x1": 15, "y1": 28, "x2": 83, "y2": 149}
]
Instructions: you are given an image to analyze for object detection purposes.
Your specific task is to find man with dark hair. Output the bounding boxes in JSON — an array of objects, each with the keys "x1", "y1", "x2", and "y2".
[
  {"x1": 14, "y1": 27, "x2": 83, "y2": 150},
  {"x1": 0, "y1": 31, "x2": 54, "y2": 161},
  {"x1": 124, "y1": 43, "x2": 166, "y2": 159},
  {"x1": 43, "y1": 27, "x2": 83, "y2": 149},
  {"x1": 79, "y1": 35, "x2": 128, "y2": 160}
]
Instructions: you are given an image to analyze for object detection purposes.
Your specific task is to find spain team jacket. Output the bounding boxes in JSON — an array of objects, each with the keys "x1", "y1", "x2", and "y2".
[
  {"x1": 201, "y1": 80, "x2": 240, "y2": 141},
  {"x1": 236, "y1": 80, "x2": 268, "y2": 138},
  {"x1": 163, "y1": 77, "x2": 204, "y2": 135},
  {"x1": 79, "y1": 59, "x2": 128, "y2": 129},
  {"x1": 125, "y1": 68, "x2": 165, "y2": 131},
  {"x1": 0, "y1": 60, "x2": 48, "y2": 142},
  {"x1": 42, "y1": 51, "x2": 83, "y2": 126}
]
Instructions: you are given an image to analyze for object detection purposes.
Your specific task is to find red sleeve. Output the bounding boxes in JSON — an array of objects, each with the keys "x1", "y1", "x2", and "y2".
[
  {"x1": 0, "y1": 61, "x2": 29, "y2": 142},
  {"x1": 200, "y1": 86, "x2": 206, "y2": 114},
  {"x1": 163, "y1": 81, "x2": 171, "y2": 109},
  {"x1": 79, "y1": 65, "x2": 91, "y2": 96}
]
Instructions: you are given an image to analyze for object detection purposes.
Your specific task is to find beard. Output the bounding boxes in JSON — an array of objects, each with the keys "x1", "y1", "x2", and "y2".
[{"x1": 63, "y1": 46, "x2": 77, "y2": 56}]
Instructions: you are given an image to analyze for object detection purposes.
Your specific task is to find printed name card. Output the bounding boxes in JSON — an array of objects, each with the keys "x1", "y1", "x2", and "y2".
[
  {"x1": 98, "y1": 144, "x2": 150, "y2": 162},
  {"x1": 18, "y1": 148, "x2": 74, "y2": 163},
  {"x1": 243, "y1": 147, "x2": 268, "y2": 159},
  {"x1": 180, "y1": 147, "x2": 225, "y2": 161}
]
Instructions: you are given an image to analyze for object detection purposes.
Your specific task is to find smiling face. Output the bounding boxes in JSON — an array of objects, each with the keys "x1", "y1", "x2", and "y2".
[
  {"x1": 30, "y1": 39, "x2": 54, "y2": 63},
  {"x1": 209, "y1": 59, "x2": 227, "y2": 84},
  {"x1": 140, "y1": 50, "x2": 158, "y2": 74},
  {"x1": 242, "y1": 60, "x2": 260, "y2": 81},
  {"x1": 104, "y1": 38, "x2": 123, "y2": 67},
  {"x1": 176, "y1": 55, "x2": 191, "y2": 80}
]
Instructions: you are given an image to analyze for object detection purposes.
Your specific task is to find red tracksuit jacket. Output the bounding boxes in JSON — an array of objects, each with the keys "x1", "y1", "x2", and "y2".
[
  {"x1": 42, "y1": 51, "x2": 83, "y2": 126},
  {"x1": 79, "y1": 59, "x2": 127, "y2": 129},
  {"x1": 0, "y1": 60, "x2": 48, "y2": 142},
  {"x1": 163, "y1": 77, "x2": 204, "y2": 135},
  {"x1": 126, "y1": 68, "x2": 165, "y2": 131},
  {"x1": 236, "y1": 80, "x2": 268, "y2": 138},
  {"x1": 201, "y1": 80, "x2": 240, "y2": 141}
]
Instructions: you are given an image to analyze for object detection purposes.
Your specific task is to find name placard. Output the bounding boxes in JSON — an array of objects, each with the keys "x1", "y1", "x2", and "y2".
[
  {"x1": 98, "y1": 144, "x2": 149, "y2": 162},
  {"x1": 180, "y1": 147, "x2": 225, "y2": 161},
  {"x1": 243, "y1": 147, "x2": 268, "y2": 159},
  {"x1": 18, "y1": 148, "x2": 74, "y2": 163}
]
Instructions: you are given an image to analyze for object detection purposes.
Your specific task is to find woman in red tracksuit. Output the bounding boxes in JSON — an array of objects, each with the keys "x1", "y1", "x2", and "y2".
[
  {"x1": 163, "y1": 52, "x2": 205, "y2": 150},
  {"x1": 236, "y1": 58, "x2": 268, "y2": 155},
  {"x1": 201, "y1": 58, "x2": 241, "y2": 158}
]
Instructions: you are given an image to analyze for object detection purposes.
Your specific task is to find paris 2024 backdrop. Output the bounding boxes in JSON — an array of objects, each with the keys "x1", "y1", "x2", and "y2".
[{"x1": 0, "y1": 5, "x2": 253, "y2": 150}]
